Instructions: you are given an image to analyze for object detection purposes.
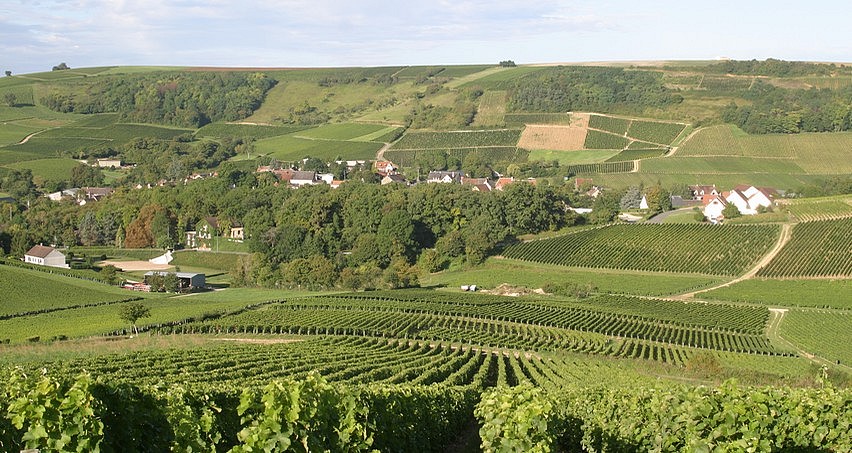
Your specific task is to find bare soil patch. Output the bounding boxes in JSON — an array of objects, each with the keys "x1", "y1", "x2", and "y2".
[
  {"x1": 100, "y1": 260, "x2": 173, "y2": 271},
  {"x1": 481, "y1": 283, "x2": 546, "y2": 297},
  {"x1": 518, "y1": 113, "x2": 589, "y2": 151}
]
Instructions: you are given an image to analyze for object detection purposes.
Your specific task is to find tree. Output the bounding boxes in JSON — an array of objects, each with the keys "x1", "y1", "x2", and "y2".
[
  {"x1": 644, "y1": 185, "x2": 672, "y2": 213},
  {"x1": 70, "y1": 164, "x2": 104, "y2": 188},
  {"x1": 4, "y1": 70, "x2": 11, "y2": 77},
  {"x1": 722, "y1": 203, "x2": 741, "y2": 219},
  {"x1": 100, "y1": 264, "x2": 119, "y2": 284},
  {"x1": 119, "y1": 302, "x2": 150, "y2": 335},
  {"x1": 619, "y1": 186, "x2": 642, "y2": 210},
  {"x1": 52, "y1": 62, "x2": 70, "y2": 71},
  {"x1": 3, "y1": 92, "x2": 16, "y2": 107}
]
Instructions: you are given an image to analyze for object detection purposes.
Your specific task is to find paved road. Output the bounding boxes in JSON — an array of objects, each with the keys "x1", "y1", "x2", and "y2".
[{"x1": 644, "y1": 207, "x2": 695, "y2": 224}]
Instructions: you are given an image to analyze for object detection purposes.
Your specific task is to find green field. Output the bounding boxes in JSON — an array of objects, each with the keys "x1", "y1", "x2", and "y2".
[
  {"x1": 0, "y1": 265, "x2": 141, "y2": 318},
  {"x1": 780, "y1": 195, "x2": 852, "y2": 222},
  {"x1": 391, "y1": 129, "x2": 521, "y2": 149},
  {"x1": 421, "y1": 257, "x2": 722, "y2": 297},
  {"x1": 7, "y1": 158, "x2": 82, "y2": 185},
  {"x1": 701, "y1": 278, "x2": 852, "y2": 310},
  {"x1": 503, "y1": 224, "x2": 780, "y2": 276},
  {"x1": 471, "y1": 91, "x2": 507, "y2": 127},
  {"x1": 588, "y1": 114, "x2": 631, "y2": 135},
  {"x1": 252, "y1": 134, "x2": 384, "y2": 161},
  {"x1": 294, "y1": 123, "x2": 391, "y2": 141},
  {"x1": 676, "y1": 125, "x2": 852, "y2": 174},
  {"x1": 758, "y1": 218, "x2": 852, "y2": 278},
  {"x1": 529, "y1": 148, "x2": 620, "y2": 165},
  {"x1": 781, "y1": 310, "x2": 852, "y2": 365},
  {"x1": 195, "y1": 122, "x2": 309, "y2": 139},
  {"x1": 583, "y1": 129, "x2": 629, "y2": 149}
]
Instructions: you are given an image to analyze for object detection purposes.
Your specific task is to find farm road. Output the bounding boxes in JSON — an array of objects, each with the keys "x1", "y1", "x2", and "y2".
[
  {"x1": 670, "y1": 223, "x2": 792, "y2": 300},
  {"x1": 644, "y1": 207, "x2": 694, "y2": 224},
  {"x1": 766, "y1": 308, "x2": 852, "y2": 373}
]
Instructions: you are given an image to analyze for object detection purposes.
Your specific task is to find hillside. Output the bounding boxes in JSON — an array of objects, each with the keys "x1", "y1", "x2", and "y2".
[{"x1": 1, "y1": 60, "x2": 851, "y2": 451}]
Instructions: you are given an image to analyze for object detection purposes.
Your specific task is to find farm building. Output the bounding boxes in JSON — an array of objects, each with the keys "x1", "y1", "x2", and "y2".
[
  {"x1": 24, "y1": 245, "x2": 69, "y2": 268},
  {"x1": 144, "y1": 271, "x2": 206, "y2": 291},
  {"x1": 96, "y1": 158, "x2": 122, "y2": 168},
  {"x1": 703, "y1": 196, "x2": 728, "y2": 222},
  {"x1": 381, "y1": 174, "x2": 408, "y2": 185}
]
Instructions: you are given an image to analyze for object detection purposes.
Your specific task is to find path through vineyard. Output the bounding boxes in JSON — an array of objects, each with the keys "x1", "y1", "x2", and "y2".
[
  {"x1": 670, "y1": 223, "x2": 793, "y2": 300},
  {"x1": 766, "y1": 308, "x2": 852, "y2": 373}
]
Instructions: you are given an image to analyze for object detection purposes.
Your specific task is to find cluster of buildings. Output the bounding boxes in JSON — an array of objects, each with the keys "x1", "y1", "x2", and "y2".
[
  {"x1": 694, "y1": 184, "x2": 779, "y2": 222},
  {"x1": 45, "y1": 187, "x2": 114, "y2": 205}
]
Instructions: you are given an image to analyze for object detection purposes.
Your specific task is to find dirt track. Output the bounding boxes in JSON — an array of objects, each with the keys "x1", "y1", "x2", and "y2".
[{"x1": 100, "y1": 260, "x2": 172, "y2": 271}]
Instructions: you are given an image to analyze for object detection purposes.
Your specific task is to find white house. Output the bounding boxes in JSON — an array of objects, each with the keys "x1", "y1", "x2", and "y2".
[
  {"x1": 639, "y1": 195, "x2": 649, "y2": 210},
  {"x1": 725, "y1": 185, "x2": 775, "y2": 216},
  {"x1": 427, "y1": 171, "x2": 463, "y2": 184},
  {"x1": 24, "y1": 245, "x2": 69, "y2": 268},
  {"x1": 703, "y1": 195, "x2": 728, "y2": 222},
  {"x1": 290, "y1": 171, "x2": 317, "y2": 186}
]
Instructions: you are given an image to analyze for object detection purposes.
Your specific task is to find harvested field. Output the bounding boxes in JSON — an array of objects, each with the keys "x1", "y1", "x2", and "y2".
[{"x1": 518, "y1": 124, "x2": 587, "y2": 151}]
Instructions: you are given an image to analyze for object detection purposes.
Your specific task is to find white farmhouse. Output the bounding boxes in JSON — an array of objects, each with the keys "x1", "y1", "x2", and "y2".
[
  {"x1": 703, "y1": 196, "x2": 728, "y2": 222},
  {"x1": 24, "y1": 245, "x2": 69, "y2": 268}
]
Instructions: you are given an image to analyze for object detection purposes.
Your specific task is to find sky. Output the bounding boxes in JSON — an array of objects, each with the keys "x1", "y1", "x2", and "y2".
[{"x1": 2, "y1": 0, "x2": 850, "y2": 74}]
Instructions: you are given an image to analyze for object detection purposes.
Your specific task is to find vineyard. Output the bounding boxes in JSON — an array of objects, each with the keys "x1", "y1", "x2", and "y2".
[
  {"x1": 588, "y1": 114, "x2": 630, "y2": 135},
  {"x1": 195, "y1": 122, "x2": 310, "y2": 139},
  {"x1": 567, "y1": 161, "x2": 635, "y2": 174},
  {"x1": 781, "y1": 196, "x2": 852, "y2": 222},
  {"x1": 383, "y1": 147, "x2": 528, "y2": 168},
  {"x1": 503, "y1": 113, "x2": 572, "y2": 126},
  {"x1": 605, "y1": 148, "x2": 665, "y2": 162},
  {"x1": 626, "y1": 119, "x2": 686, "y2": 144},
  {"x1": 294, "y1": 123, "x2": 392, "y2": 141},
  {"x1": 503, "y1": 223, "x2": 780, "y2": 276},
  {"x1": 582, "y1": 129, "x2": 628, "y2": 149},
  {"x1": 1, "y1": 288, "x2": 848, "y2": 451},
  {"x1": 390, "y1": 129, "x2": 521, "y2": 149},
  {"x1": 758, "y1": 218, "x2": 852, "y2": 278}
]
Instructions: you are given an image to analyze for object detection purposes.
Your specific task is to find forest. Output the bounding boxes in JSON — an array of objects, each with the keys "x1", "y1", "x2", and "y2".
[{"x1": 39, "y1": 71, "x2": 277, "y2": 127}]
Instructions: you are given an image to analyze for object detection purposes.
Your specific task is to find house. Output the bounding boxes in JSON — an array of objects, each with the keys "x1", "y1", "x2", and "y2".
[
  {"x1": 494, "y1": 177, "x2": 514, "y2": 191},
  {"x1": 471, "y1": 183, "x2": 492, "y2": 192},
  {"x1": 46, "y1": 188, "x2": 80, "y2": 201},
  {"x1": 24, "y1": 245, "x2": 69, "y2": 268},
  {"x1": 381, "y1": 174, "x2": 408, "y2": 185},
  {"x1": 724, "y1": 185, "x2": 776, "y2": 216},
  {"x1": 427, "y1": 171, "x2": 463, "y2": 184},
  {"x1": 317, "y1": 173, "x2": 335, "y2": 185},
  {"x1": 185, "y1": 230, "x2": 198, "y2": 248},
  {"x1": 229, "y1": 222, "x2": 245, "y2": 241},
  {"x1": 82, "y1": 187, "x2": 113, "y2": 201},
  {"x1": 575, "y1": 177, "x2": 594, "y2": 191},
  {"x1": 585, "y1": 186, "x2": 602, "y2": 198},
  {"x1": 143, "y1": 271, "x2": 206, "y2": 291},
  {"x1": 689, "y1": 185, "x2": 719, "y2": 200},
  {"x1": 703, "y1": 195, "x2": 728, "y2": 222},
  {"x1": 375, "y1": 161, "x2": 397, "y2": 176},
  {"x1": 290, "y1": 171, "x2": 317, "y2": 186},
  {"x1": 670, "y1": 196, "x2": 701, "y2": 208},
  {"x1": 96, "y1": 158, "x2": 122, "y2": 168},
  {"x1": 639, "y1": 195, "x2": 649, "y2": 210}
]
